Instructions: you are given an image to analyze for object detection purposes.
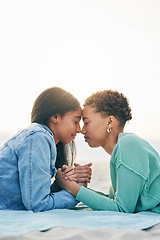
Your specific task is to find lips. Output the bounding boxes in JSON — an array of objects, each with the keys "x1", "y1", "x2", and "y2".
[
  {"x1": 84, "y1": 136, "x2": 89, "y2": 142},
  {"x1": 71, "y1": 134, "x2": 76, "y2": 139}
]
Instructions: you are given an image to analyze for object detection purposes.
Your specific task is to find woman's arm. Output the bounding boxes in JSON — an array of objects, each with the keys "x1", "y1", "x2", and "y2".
[
  {"x1": 77, "y1": 165, "x2": 144, "y2": 212},
  {"x1": 56, "y1": 164, "x2": 144, "y2": 212},
  {"x1": 18, "y1": 132, "x2": 78, "y2": 212}
]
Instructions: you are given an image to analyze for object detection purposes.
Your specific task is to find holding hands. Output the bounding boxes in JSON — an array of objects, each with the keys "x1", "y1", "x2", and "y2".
[
  {"x1": 55, "y1": 163, "x2": 92, "y2": 191},
  {"x1": 62, "y1": 163, "x2": 92, "y2": 185}
]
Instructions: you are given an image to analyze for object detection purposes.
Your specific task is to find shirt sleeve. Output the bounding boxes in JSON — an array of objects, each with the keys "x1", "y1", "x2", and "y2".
[
  {"x1": 52, "y1": 190, "x2": 79, "y2": 209},
  {"x1": 50, "y1": 182, "x2": 79, "y2": 209},
  {"x1": 76, "y1": 164, "x2": 144, "y2": 212},
  {"x1": 18, "y1": 132, "x2": 78, "y2": 212}
]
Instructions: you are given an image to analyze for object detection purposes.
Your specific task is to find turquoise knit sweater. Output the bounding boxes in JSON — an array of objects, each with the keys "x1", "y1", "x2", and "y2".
[{"x1": 76, "y1": 133, "x2": 160, "y2": 213}]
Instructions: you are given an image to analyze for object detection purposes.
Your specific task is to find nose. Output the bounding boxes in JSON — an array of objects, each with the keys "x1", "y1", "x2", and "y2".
[
  {"x1": 81, "y1": 125, "x2": 86, "y2": 134},
  {"x1": 76, "y1": 123, "x2": 81, "y2": 133}
]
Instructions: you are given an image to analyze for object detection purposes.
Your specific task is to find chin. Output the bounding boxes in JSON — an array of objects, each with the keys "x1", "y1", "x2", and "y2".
[
  {"x1": 64, "y1": 138, "x2": 74, "y2": 144},
  {"x1": 63, "y1": 141, "x2": 72, "y2": 145},
  {"x1": 87, "y1": 142, "x2": 100, "y2": 148}
]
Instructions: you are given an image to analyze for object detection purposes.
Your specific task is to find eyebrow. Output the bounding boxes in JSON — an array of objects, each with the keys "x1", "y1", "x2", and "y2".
[
  {"x1": 83, "y1": 117, "x2": 88, "y2": 120},
  {"x1": 74, "y1": 116, "x2": 81, "y2": 119}
]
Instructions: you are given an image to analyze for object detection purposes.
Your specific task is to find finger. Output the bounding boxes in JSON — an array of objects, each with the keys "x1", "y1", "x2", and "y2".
[
  {"x1": 76, "y1": 171, "x2": 92, "y2": 179},
  {"x1": 62, "y1": 166, "x2": 74, "y2": 174},
  {"x1": 77, "y1": 177, "x2": 91, "y2": 183},
  {"x1": 75, "y1": 164, "x2": 92, "y2": 170},
  {"x1": 74, "y1": 170, "x2": 91, "y2": 176},
  {"x1": 61, "y1": 165, "x2": 68, "y2": 171},
  {"x1": 64, "y1": 169, "x2": 77, "y2": 178},
  {"x1": 57, "y1": 168, "x2": 62, "y2": 173},
  {"x1": 79, "y1": 162, "x2": 92, "y2": 168},
  {"x1": 75, "y1": 168, "x2": 92, "y2": 176},
  {"x1": 74, "y1": 163, "x2": 80, "y2": 167},
  {"x1": 74, "y1": 166, "x2": 92, "y2": 173},
  {"x1": 85, "y1": 163, "x2": 92, "y2": 167},
  {"x1": 64, "y1": 173, "x2": 78, "y2": 180},
  {"x1": 76, "y1": 173, "x2": 92, "y2": 180},
  {"x1": 67, "y1": 176, "x2": 78, "y2": 181}
]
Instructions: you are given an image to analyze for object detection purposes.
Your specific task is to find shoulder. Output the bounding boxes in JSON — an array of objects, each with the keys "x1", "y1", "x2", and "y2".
[
  {"x1": 118, "y1": 132, "x2": 143, "y2": 144},
  {"x1": 118, "y1": 132, "x2": 150, "y2": 157},
  {"x1": 29, "y1": 123, "x2": 53, "y2": 135},
  {"x1": 118, "y1": 133, "x2": 147, "y2": 152},
  {"x1": 17, "y1": 123, "x2": 55, "y2": 149},
  {"x1": 25, "y1": 123, "x2": 54, "y2": 141},
  {"x1": 115, "y1": 133, "x2": 151, "y2": 178}
]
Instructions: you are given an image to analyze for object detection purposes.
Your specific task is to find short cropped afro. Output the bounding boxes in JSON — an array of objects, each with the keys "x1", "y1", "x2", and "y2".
[{"x1": 84, "y1": 90, "x2": 132, "y2": 127}]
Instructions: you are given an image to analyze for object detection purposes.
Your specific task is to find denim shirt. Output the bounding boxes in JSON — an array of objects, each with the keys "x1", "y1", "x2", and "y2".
[{"x1": 0, "y1": 123, "x2": 78, "y2": 212}]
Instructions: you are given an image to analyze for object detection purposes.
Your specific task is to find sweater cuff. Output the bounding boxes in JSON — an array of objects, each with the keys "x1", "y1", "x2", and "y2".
[{"x1": 76, "y1": 186, "x2": 92, "y2": 202}]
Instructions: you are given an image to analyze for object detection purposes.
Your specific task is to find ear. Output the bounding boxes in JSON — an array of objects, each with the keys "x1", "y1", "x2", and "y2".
[
  {"x1": 107, "y1": 116, "x2": 115, "y2": 128},
  {"x1": 50, "y1": 115, "x2": 61, "y2": 124}
]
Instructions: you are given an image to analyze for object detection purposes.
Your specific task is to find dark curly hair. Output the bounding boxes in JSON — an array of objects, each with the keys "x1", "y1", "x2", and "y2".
[{"x1": 84, "y1": 90, "x2": 132, "y2": 127}]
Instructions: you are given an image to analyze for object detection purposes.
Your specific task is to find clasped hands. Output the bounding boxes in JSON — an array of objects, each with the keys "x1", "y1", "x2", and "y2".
[{"x1": 55, "y1": 163, "x2": 92, "y2": 195}]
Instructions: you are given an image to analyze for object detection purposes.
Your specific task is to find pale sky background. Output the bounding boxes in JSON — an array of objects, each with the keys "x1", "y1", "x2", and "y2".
[{"x1": 0, "y1": 0, "x2": 160, "y2": 142}]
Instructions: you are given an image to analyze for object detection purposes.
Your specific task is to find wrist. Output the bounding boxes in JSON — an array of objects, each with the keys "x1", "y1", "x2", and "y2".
[
  {"x1": 65, "y1": 181, "x2": 81, "y2": 197},
  {"x1": 82, "y1": 182, "x2": 88, "y2": 188}
]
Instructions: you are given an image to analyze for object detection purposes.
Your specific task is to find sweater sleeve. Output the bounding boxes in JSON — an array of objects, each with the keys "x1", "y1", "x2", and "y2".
[
  {"x1": 76, "y1": 164, "x2": 145, "y2": 212},
  {"x1": 76, "y1": 186, "x2": 119, "y2": 211}
]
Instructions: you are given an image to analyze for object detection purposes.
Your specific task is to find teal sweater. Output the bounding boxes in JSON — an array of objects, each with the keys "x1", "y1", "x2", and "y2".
[{"x1": 76, "y1": 133, "x2": 160, "y2": 213}]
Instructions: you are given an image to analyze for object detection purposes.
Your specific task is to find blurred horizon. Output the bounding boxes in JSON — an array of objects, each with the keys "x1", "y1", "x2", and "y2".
[{"x1": 1, "y1": 131, "x2": 160, "y2": 164}]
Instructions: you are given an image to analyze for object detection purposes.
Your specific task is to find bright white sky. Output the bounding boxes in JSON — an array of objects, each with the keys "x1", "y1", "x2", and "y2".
[{"x1": 0, "y1": 0, "x2": 160, "y2": 141}]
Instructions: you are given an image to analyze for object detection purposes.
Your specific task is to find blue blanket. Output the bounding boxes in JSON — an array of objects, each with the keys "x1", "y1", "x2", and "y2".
[{"x1": 1, "y1": 208, "x2": 160, "y2": 237}]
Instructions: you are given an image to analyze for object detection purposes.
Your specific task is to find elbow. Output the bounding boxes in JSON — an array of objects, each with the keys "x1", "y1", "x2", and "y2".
[{"x1": 24, "y1": 199, "x2": 55, "y2": 212}]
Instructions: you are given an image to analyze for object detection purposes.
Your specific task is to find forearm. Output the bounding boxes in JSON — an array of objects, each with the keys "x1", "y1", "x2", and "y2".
[
  {"x1": 64, "y1": 180, "x2": 81, "y2": 197},
  {"x1": 76, "y1": 186, "x2": 119, "y2": 211}
]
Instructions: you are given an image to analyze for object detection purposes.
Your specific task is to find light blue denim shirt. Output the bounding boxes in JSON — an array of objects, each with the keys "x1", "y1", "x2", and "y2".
[{"x1": 0, "y1": 123, "x2": 78, "y2": 212}]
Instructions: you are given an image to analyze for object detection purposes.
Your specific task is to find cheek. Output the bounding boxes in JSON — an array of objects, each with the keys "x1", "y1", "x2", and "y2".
[
  {"x1": 90, "y1": 125, "x2": 106, "y2": 141},
  {"x1": 58, "y1": 128, "x2": 73, "y2": 144},
  {"x1": 64, "y1": 123, "x2": 77, "y2": 139},
  {"x1": 68, "y1": 122, "x2": 76, "y2": 132},
  {"x1": 62, "y1": 119, "x2": 75, "y2": 131},
  {"x1": 89, "y1": 122, "x2": 105, "y2": 135}
]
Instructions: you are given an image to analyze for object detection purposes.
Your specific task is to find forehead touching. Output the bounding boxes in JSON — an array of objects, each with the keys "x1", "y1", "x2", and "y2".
[
  {"x1": 65, "y1": 107, "x2": 82, "y2": 120},
  {"x1": 82, "y1": 106, "x2": 96, "y2": 119},
  {"x1": 82, "y1": 106, "x2": 109, "y2": 122},
  {"x1": 74, "y1": 107, "x2": 82, "y2": 118}
]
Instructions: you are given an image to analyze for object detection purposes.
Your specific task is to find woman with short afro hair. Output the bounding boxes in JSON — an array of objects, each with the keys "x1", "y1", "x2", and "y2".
[{"x1": 56, "y1": 89, "x2": 160, "y2": 213}]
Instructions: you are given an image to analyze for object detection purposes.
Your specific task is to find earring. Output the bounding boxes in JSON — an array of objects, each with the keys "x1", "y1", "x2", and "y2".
[{"x1": 107, "y1": 128, "x2": 112, "y2": 133}]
